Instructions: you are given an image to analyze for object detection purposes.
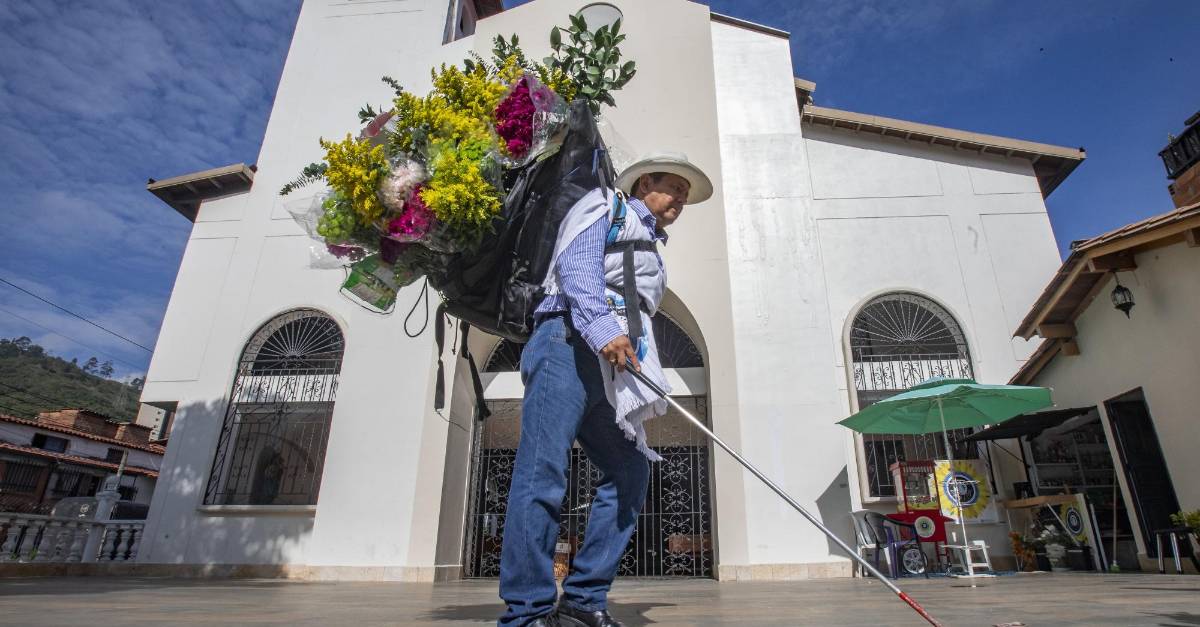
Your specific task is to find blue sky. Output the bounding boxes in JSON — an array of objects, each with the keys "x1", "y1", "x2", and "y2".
[{"x1": 0, "y1": 0, "x2": 1197, "y2": 379}]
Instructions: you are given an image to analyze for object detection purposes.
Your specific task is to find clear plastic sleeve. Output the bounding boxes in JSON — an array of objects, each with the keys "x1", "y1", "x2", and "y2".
[{"x1": 494, "y1": 73, "x2": 568, "y2": 168}]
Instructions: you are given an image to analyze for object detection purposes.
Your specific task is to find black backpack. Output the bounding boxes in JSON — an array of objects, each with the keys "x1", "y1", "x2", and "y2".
[{"x1": 425, "y1": 100, "x2": 616, "y2": 417}]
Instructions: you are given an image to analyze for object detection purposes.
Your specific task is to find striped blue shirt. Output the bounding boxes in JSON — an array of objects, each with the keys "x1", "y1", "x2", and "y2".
[{"x1": 536, "y1": 196, "x2": 666, "y2": 353}]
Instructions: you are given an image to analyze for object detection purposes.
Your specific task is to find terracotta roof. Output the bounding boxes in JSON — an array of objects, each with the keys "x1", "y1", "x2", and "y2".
[
  {"x1": 801, "y1": 105, "x2": 1085, "y2": 197},
  {"x1": 0, "y1": 413, "x2": 165, "y2": 455},
  {"x1": 1014, "y1": 201, "x2": 1200, "y2": 339},
  {"x1": 1010, "y1": 201, "x2": 1200, "y2": 384},
  {"x1": 0, "y1": 442, "x2": 159, "y2": 478}
]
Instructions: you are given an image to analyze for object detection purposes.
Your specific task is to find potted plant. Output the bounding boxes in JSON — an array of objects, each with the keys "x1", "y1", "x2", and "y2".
[
  {"x1": 1038, "y1": 525, "x2": 1073, "y2": 572},
  {"x1": 1169, "y1": 509, "x2": 1200, "y2": 557},
  {"x1": 1009, "y1": 532, "x2": 1038, "y2": 572}
]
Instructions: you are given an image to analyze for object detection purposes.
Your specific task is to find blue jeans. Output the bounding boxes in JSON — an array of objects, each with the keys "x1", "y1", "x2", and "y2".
[{"x1": 497, "y1": 315, "x2": 651, "y2": 626}]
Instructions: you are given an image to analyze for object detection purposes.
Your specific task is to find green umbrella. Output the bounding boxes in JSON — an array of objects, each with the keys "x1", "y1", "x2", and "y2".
[
  {"x1": 838, "y1": 377, "x2": 1053, "y2": 578},
  {"x1": 839, "y1": 378, "x2": 1052, "y2": 435}
]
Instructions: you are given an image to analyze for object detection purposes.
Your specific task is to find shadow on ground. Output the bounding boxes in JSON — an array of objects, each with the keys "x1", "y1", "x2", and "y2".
[
  {"x1": 0, "y1": 576, "x2": 297, "y2": 597},
  {"x1": 1142, "y1": 610, "x2": 1200, "y2": 626},
  {"x1": 420, "y1": 601, "x2": 676, "y2": 625}
]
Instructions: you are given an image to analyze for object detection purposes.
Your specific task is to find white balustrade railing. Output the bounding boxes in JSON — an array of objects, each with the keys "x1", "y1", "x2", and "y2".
[{"x1": 0, "y1": 514, "x2": 143, "y2": 564}]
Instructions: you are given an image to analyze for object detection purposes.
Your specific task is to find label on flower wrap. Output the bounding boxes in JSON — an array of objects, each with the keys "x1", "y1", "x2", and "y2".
[{"x1": 342, "y1": 255, "x2": 399, "y2": 312}]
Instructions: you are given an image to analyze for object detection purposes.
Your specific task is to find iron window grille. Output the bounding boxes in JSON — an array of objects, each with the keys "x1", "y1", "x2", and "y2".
[
  {"x1": 849, "y1": 293, "x2": 978, "y2": 498},
  {"x1": 204, "y1": 309, "x2": 345, "y2": 506},
  {"x1": 0, "y1": 461, "x2": 45, "y2": 493}
]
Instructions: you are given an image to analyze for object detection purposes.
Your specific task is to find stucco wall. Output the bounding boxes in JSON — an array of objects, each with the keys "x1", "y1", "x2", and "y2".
[{"x1": 1029, "y1": 240, "x2": 1200, "y2": 556}]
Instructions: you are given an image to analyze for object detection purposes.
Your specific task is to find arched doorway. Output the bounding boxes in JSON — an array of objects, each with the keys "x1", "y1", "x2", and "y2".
[
  {"x1": 462, "y1": 312, "x2": 714, "y2": 578},
  {"x1": 203, "y1": 308, "x2": 344, "y2": 506},
  {"x1": 848, "y1": 292, "x2": 978, "y2": 499}
]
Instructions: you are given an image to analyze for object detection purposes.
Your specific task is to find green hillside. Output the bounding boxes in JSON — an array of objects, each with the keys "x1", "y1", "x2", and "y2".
[{"x1": 0, "y1": 337, "x2": 141, "y2": 422}]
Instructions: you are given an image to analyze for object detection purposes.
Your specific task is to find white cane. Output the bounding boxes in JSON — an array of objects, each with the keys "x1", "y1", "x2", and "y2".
[{"x1": 625, "y1": 360, "x2": 944, "y2": 627}]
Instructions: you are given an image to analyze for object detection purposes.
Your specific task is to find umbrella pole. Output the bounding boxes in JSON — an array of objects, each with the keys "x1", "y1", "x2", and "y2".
[
  {"x1": 939, "y1": 398, "x2": 976, "y2": 583},
  {"x1": 626, "y1": 361, "x2": 944, "y2": 627}
]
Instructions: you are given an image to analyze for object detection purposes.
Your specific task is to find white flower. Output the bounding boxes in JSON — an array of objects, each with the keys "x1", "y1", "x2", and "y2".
[{"x1": 378, "y1": 158, "x2": 426, "y2": 213}]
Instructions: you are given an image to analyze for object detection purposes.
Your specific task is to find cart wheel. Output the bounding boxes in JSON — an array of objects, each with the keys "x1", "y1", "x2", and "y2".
[{"x1": 901, "y1": 546, "x2": 928, "y2": 575}]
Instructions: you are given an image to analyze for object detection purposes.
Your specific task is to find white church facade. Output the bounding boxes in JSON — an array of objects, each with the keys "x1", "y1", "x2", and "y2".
[{"x1": 138, "y1": 0, "x2": 1083, "y2": 581}]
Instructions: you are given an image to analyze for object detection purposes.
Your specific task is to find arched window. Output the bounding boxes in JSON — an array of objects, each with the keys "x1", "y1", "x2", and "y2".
[
  {"x1": 204, "y1": 309, "x2": 344, "y2": 506},
  {"x1": 483, "y1": 312, "x2": 704, "y2": 372},
  {"x1": 849, "y1": 293, "x2": 976, "y2": 498}
]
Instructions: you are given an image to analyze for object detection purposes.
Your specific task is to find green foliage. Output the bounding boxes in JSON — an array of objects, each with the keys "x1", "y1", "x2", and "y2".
[
  {"x1": 0, "y1": 337, "x2": 140, "y2": 422},
  {"x1": 358, "y1": 103, "x2": 385, "y2": 124},
  {"x1": 1171, "y1": 510, "x2": 1200, "y2": 531},
  {"x1": 546, "y1": 14, "x2": 635, "y2": 113},
  {"x1": 279, "y1": 162, "x2": 329, "y2": 196}
]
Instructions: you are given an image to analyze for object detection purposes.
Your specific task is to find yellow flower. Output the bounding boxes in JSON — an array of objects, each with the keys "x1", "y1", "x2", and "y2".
[{"x1": 320, "y1": 134, "x2": 388, "y2": 222}]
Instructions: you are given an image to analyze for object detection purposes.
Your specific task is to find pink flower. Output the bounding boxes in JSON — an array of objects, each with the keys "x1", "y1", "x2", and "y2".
[
  {"x1": 386, "y1": 185, "x2": 433, "y2": 239},
  {"x1": 494, "y1": 78, "x2": 536, "y2": 159},
  {"x1": 327, "y1": 243, "x2": 363, "y2": 259}
]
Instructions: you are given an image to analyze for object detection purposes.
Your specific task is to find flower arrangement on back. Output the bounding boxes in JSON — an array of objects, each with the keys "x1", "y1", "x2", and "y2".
[{"x1": 279, "y1": 17, "x2": 636, "y2": 311}]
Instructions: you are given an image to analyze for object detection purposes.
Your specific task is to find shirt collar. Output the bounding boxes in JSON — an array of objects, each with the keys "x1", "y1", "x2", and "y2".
[{"x1": 627, "y1": 197, "x2": 669, "y2": 243}]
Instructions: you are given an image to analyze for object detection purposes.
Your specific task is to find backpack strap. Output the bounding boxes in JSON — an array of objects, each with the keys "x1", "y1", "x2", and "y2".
[
  {"x1": 603, "y1": 239, "x2": 657, "y2": 353},
  {"x1": 459, "y1": 321, "x2": 490, "y2": 421},
  {"x1": 605, "y1": 192, "x2": 626, "y2": 245}
]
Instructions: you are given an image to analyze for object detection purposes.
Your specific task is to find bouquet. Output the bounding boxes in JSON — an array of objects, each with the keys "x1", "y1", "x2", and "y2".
[{"x1": 281, "y1": 14, "x2": 637, "y2": 312}]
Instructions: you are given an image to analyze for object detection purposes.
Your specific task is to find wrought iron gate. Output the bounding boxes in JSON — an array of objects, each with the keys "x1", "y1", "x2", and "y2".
[{"x1": 462, "y1": 397, "x2": 714, "y2": 578}]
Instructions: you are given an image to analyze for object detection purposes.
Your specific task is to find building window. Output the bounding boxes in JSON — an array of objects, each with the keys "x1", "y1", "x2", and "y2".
[
  {"x1": 848, "y1": 292, "x2": 978, "y2": 499},
  {"x1": 0, "y1": 461, "x2": 44, "y2": 493},
  {"x1": 105, "y1": 448, "x2": 125, "y2": 464},
  {"x1": 204, "y1": 309, "x2": 345, "y2": 506},
  {"x1": 47, "y1": 467, "x2": 101, "y2": 499},
  {"x1": 31, "y1": 433, "x2": 69, "y2": 453}
]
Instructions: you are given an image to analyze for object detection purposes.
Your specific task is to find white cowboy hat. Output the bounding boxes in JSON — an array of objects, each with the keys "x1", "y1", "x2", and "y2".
[{"x1": 616, "y1": 151, "x2": 713, "y2": 204}]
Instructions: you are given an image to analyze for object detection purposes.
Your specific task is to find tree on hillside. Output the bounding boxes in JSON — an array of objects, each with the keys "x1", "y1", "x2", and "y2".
[
  {"x1": 99, "y1": 360, "x2": 114, "y2": 378},
  {"x1": 82, "y1": 357, "x2": 99, "y2": 374}
]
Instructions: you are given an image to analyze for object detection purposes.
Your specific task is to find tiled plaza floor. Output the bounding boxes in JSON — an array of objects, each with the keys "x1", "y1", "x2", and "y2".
[{"x1": 1, "y1": 572, "x2": 1198, "y2": 626}]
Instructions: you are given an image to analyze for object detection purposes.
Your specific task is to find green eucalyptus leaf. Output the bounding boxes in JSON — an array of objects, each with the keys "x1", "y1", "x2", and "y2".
[
  {"x1": 543, "y1": 56, "x2": 556, "y2": 67},
  {"x1": 550, "y1": 26, "x2": 561, "y2": 47},
  {"x1": 611, "y1": 18, "x2": 621, "y2": 36},
  {"x1": 599, "y1": 92, "x2": 616, "y2": 106},
  {"x1": 622, "y1": 61, "x2": 636, "y2": 74}
]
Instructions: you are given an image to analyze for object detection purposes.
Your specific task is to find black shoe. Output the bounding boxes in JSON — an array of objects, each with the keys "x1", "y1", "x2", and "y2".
[
  {"x1": 525, "y1": 615, "x2": 560, "y2": 627},
  {"x1": 555, "y1": 604, "x2": 624, "y2": 627}
]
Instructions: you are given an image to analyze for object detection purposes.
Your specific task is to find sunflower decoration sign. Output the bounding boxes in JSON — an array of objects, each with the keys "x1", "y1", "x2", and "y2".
[{"x1": 935, "y1": 459, "x2": 998, "y2": 523}]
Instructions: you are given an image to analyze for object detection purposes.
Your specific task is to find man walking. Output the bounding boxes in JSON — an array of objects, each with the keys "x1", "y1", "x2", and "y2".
[{"x1": 497, "y1": 153, "x2": 713, "y2": 627}]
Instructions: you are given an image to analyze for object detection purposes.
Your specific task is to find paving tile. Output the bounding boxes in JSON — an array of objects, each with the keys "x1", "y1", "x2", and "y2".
[{"x1": 0, "y1": 573, "x2": 1197, "y2": 626}]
